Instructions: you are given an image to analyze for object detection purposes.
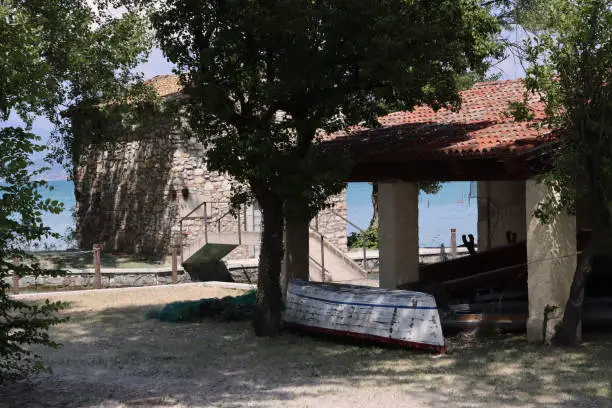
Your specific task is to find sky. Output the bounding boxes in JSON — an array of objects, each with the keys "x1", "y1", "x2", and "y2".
[{"x1": 5, "y1": 27, "x2": 526, "y2": 181}]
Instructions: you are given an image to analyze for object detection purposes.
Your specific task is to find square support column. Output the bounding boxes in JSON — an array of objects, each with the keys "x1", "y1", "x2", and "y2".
[
  {"x1": 477, "y1": 181, "x2": 526, "y2": 250},
  {"x1": 378, "y1": 182, "x2": 419, "y2": 289},
  {"x1": 525, "y1": 179, "x2": 578, "y2": 343}
]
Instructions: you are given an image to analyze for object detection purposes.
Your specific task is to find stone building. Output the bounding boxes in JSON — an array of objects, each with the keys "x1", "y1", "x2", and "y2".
[{"x1": 72, "y1": 75, "x2": 348, "y2": 261}]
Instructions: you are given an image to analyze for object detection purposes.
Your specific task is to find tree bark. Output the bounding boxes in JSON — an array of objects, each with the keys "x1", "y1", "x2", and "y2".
[
  {"x1": 554, "y1": 227, "x2": 603, "y2": 346},
  {"x1": 370, "y1": 182, "x2": 379, "y2": 230},
  {"x1": 253, "y1": 191, "x2": 285, "y2": 337},
  {"x1": 281, "y1": 213, "x2": 310, "y2": 301}
]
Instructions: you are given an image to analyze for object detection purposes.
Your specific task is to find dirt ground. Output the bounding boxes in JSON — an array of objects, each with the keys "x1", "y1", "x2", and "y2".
[{"x1": 2, "y1": 284, "x2": 612, "y2": 408}]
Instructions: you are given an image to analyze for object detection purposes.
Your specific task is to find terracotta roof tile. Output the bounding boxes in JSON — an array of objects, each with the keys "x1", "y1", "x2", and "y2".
[
  {"x1": 325, "y1": 79, "x2": 555, "y2": 159},
  {"x1": 144, "y1": 75, "x2": 555, "y2": 159}
]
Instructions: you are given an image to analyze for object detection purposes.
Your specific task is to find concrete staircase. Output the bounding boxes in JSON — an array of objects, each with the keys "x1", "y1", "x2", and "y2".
[
  {"x1": 308, "y1": 230, "x2": 368, "y2": 282},
  {"x1": 178, "y1": 202, "x2": 368, "y2": 283}
]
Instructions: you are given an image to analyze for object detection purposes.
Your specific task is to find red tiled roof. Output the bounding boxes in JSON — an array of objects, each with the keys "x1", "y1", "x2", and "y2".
[
  {"x1": 144, "y1": 75, "x2": 556, "y2": 159},
  {"x1": 325, "y1": 79, "x2": 557, "y2": 159}
]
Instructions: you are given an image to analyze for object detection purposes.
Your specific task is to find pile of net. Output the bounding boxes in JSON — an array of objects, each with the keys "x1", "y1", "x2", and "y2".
[{"x1": 147, "y1": 289, "x2": 257, "y2": 322}]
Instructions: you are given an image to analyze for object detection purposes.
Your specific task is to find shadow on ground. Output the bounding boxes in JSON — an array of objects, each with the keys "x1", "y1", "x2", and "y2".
[{"x1": 2, "y1": 304, "x2": 612, "y2": 408}]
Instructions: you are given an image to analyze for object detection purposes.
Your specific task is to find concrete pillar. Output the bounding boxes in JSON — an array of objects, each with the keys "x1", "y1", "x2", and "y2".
[
  {"x1": 378, "y1": 182, "x2": 419, "y2": 289},
  {"x1": 281, "y1": 216, "x2": 310, "y2": 298},
  {"x1": 525, "y1": 179, "x2": 577, "y2": 343},
  {"x1": 477, "y1": 181, "x2": 526, "y2": 250}
]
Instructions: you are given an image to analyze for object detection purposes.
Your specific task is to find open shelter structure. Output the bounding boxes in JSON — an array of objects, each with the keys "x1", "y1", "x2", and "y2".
[{"x1": 284, "y1": 79, "x2": 583, "y2": 343}]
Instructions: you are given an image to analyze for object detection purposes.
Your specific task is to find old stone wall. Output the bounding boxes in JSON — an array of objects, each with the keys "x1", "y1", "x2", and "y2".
[{"x1": 74, "y1": 122, "x2": 347, "y2": 261}]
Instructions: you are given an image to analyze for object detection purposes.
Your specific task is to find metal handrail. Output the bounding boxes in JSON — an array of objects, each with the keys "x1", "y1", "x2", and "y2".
[
  {"x1": 178, "y1": 200, "x2": 369, "y2": 276},
  {"x1": 178, "y1": 201, "x2": 256, "y2": 262},
  {"x1": 179, "y1": 201, "x2": 207, "y2": 224},
  {"x1": 308, "y1": 256, "x2": 329, "y2": 282},
  {"x1": 308, "y1": 227, "x2": 368, "y2": 278},
  {"x1": 208, "y1": 208, "x2": 235, "y2": 226},
  {"x1": 314, "y1": 208, "x2": 372, "y2": 273},
  {"x1": 325, "y1": 207, "x2": 367, "y2": 235},
  {"x1": 179, "y1": 201, "x2": 241, "y2": 223}
]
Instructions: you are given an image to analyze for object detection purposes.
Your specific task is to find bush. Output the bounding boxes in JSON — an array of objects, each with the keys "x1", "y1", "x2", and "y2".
[
  {"x1": 347, "y1": 224, "x2": 379, "y2": 250},
  {"x1": 1, "y1": 129, "x2": 68, "y2": 384}
]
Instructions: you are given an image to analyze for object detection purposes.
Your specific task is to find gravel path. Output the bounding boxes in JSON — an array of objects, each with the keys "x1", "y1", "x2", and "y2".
[{"x1": 2, "y1": 285, "x2": 611, "y2": 408}]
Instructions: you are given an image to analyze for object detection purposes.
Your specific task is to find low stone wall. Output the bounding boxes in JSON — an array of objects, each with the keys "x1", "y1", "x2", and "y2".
[
  {"x1": 8, "y1": 268, "x2": 191, "y2": 291},
  {"x1": 347, "y1": 247, "x2": 472, "y2": 271},
  {"x1": 225, "y1": 247, "x2": 474, "y2": 284},
  {"x1": 228, "y1": 265, "x2": 258, "y2": 284}
]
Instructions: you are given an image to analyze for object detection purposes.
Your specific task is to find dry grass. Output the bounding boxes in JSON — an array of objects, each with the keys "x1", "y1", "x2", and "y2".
[
  {"x1": 2, "y1": 285, "x2": 612, "y2": 408},
  {"x1": 17, "y1": 284, "x2": 245, "y2": 313}
]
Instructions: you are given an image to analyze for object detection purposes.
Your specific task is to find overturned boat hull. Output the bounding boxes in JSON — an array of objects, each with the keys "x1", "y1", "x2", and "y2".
[{"x1": 284, "y1": 279, "x2": 445, "y2": 352}]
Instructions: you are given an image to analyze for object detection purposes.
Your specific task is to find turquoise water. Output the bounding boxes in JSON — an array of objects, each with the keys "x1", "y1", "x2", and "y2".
[
  {"x1": 35, "y1": 181, "x2": 76, "y2": 249},
  {"x1": 37, "y1": 180, "x2": 477, "y2": 249},
  {"x1": 347, "y1": 182, "x2": 477, "y2": 247}
]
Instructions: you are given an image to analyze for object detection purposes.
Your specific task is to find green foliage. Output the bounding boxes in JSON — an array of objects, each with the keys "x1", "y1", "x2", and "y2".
[
  {"x1": 1, "y1": 0, "x2": 151, "y2": 382},
  {"x1": 510, "y1": 0, "x2": 610, "y2": 345},
  {"x1": 505, "y1": 101, "x2": 536, "y2": 122},
  {"x1": 131, "y1": 0, "x2": 501, "y2": 334},
  {"x1": 347, "y1": 224, "x2": 379, "y2": 250},
  {"x1": 512, "y1": 0, "x2": 611, "y2": 224},
  {"x1": 418, "y1": 181, "x2": 443, "y2": 196},
  {"x1": 0, "y1": 129, "x2": 69, "y2": 383},
  {"x1": 137, "y1": 0, "x2": 502, "y2": 210}
]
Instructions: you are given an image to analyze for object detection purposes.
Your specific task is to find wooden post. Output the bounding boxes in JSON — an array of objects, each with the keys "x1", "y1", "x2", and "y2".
[
  {"x1": 450, "y1": 228, "x2": 457, "y2": 259},
  {"x1": 93, "y1": 244, "x2": 102, "y2": 289},
  {"x1": 172, "y1": 246, "x2": 178, "y2": 284},
  {"x1": 12, "y1": 256, "x2": 20, "y2": 295}
]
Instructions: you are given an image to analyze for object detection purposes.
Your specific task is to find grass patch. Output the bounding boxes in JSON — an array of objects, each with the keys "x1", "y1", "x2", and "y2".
[{"x1": 32, "y1": 251, "x2": 165, "y2": 269}]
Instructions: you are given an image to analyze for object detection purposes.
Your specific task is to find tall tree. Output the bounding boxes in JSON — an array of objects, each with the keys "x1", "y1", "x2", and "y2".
[
  {"x1": 133, "y1": 0, "x2": 502, "y2": 336},
  {"x1": 516, "y1": 0, "x2": 611, "y2": 345},
  {"x1": 0, "y1": 0, "x2": 151, "y2": 382}
]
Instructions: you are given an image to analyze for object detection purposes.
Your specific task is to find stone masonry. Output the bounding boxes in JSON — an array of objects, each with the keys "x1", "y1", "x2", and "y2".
[{"x1": 73, "y1": 76, "x2": 348, "y2": 261}]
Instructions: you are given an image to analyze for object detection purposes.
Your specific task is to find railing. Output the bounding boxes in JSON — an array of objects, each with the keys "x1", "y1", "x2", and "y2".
[
  {"x1": 313, "y1": 207, "x2": 373, "y2": 273},
  {"x1": 177, "y1": 200, "x2": 370, "y2": 280},
  {"x1": 308, "y1": 255, "x2": 330, "y2": 282},
  {"x1": 177, "y1": 201, "x2": 262, "y2": 263},
  {"x1": 309, "y1": 226, "x2": 369, "y2": 280}
]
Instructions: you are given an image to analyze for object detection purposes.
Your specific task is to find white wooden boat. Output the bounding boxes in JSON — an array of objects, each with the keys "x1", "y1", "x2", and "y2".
[{"x1": 284, "y1": 279, "x2": 445, "y2": 353}]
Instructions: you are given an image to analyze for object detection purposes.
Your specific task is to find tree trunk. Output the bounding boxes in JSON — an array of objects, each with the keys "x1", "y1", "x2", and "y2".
[
  {"x1": 281, "y1": 213, "x2": 310, "y2": 301},
  {"x1": 370, "y1": 182, "x2": 379, "y2": 230},
  {"x1": 253, "y1": 192, "x2": 285, "y2": 337},
  {"x1": 555, "y1": 227, "x2": 604, "y2": 346}
]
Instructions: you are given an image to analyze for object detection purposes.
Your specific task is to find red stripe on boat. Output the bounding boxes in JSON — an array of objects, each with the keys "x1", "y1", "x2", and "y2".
[{"x1": 284, "y1": 322, "x2": 445, "y2": 354}]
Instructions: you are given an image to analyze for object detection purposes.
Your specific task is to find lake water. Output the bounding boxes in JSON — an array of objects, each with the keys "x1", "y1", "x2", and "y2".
[
  {"x1": 347, "y1": 182, "x2": 477, "y2": 246},
  {"x1": 38, "y1": 180, "x2": 478, "y2": 249}
]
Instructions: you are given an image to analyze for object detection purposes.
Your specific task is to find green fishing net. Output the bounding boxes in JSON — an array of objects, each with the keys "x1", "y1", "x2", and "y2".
[{"x1": 147, "y1": 289, "x2": 257, "y2": 322}]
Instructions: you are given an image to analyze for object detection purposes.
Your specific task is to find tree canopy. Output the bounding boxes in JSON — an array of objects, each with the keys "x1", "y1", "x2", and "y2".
[
  {"x1": 127, "y1": 0, "x2": 503, "y2": 336},
  {"x1": 0, "y1": 0, "x2": 151, "y2": 381},
  {"x1": 514, "y1": 0, "x2": 611, "y2": 345}
]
